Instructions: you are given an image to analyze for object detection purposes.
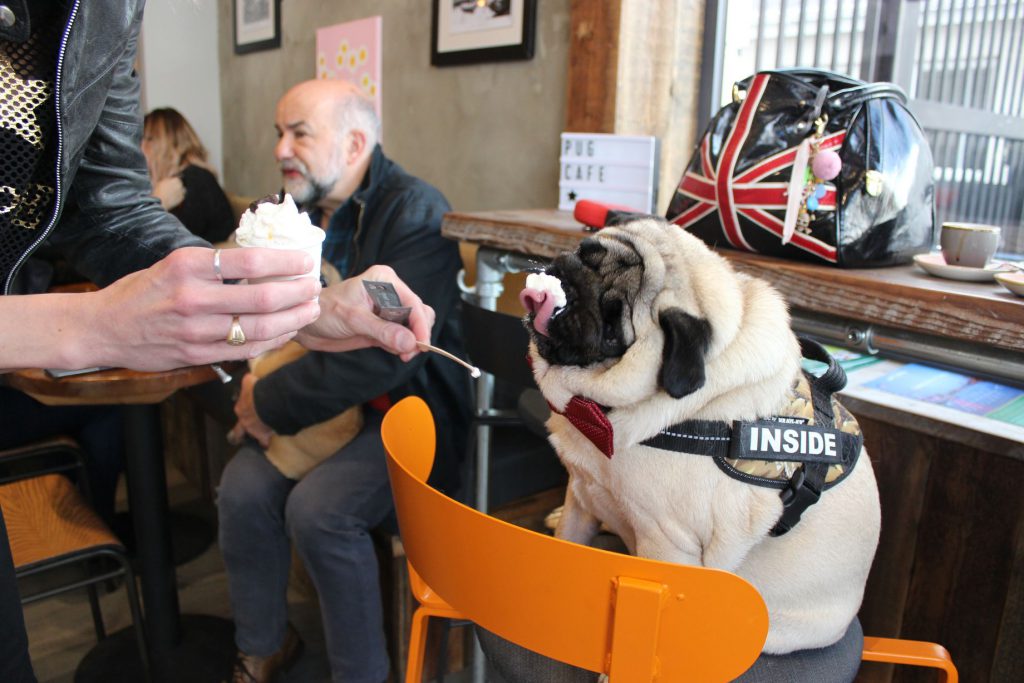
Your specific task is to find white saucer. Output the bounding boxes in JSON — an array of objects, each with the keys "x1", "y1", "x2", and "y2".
[
  {"x1": 912, "y1": 253, "x2": 1014, "y2": 282},
  {"x1": 995, "y1": 271, "x2": 1024, "y2": 297}
]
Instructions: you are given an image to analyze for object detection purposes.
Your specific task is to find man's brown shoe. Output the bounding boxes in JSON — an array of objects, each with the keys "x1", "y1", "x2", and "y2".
[{"x1": 227, "y1": 623, "x2": 304, "y2": 683}]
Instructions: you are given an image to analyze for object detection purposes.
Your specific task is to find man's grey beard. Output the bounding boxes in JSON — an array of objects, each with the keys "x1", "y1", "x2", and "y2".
[{"x1": 282, "y1": 166, "x2": 335, "y2": 209}]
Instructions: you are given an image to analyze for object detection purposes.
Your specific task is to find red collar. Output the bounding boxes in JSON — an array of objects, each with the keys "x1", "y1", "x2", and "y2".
[
  {"x1": 551, "y1": 396, "x2": 615, "y2": 458},
  {"x1": 527, "y1": 355, "x2": 614, "y2": 457}
]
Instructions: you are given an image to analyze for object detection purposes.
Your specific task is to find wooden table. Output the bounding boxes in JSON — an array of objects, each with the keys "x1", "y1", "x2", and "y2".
[
  {"x1": 7, "y1": 365, "x2": 234, "y2": 683},
  {"x1": 9, "y1": 366, "x2": 219, "y2": 407},
  {"x1": 443, "y1": 208, "x2": 1024, "y2": 683}
]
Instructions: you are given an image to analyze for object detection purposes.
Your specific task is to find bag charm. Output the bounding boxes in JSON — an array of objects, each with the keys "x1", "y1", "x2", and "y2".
[{"x1": 783, "y1": 116, "x2": 843, "y2": 244}]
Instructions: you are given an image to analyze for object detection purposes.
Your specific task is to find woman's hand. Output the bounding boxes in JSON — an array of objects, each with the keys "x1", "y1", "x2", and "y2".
[
  {"x1": 153, "y1": 176, "x2": 186, "y2": 211},
  {"x1": 56, "y1": 247, "x2": 322, "y2": 371}
]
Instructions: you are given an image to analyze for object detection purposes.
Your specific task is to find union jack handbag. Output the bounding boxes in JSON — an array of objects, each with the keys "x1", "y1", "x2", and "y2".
[{"x1": 667, "y1": 69, "x2": 935, "y2": 267}]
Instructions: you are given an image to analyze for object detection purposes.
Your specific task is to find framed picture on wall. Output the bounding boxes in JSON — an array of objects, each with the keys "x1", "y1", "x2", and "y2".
[
  {"x1": 431, "y1": 0, "x2": 536, "y2": 67},
  {"x1": 234, "y1": 0, "x2": 281, "y2": 55}
]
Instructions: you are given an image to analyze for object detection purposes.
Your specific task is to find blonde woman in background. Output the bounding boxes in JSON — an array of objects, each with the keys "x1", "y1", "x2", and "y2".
[{"x1": 143, "y1": 107, "x2": 236, "y2": 243}]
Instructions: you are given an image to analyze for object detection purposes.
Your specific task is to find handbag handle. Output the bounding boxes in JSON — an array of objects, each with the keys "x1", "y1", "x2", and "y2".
[
  {"x1": 740, "y1": 67, "x2": 864, "y2": 88},
  {"x1": 734, "y1": 69, "x2": 908, "y2": 114},
  {"x1": 735, "y1": 68, "x2": 863, "y2": 93},
  {"x1": 826, "y1": 83, "x2": 908, "y2": 111}
]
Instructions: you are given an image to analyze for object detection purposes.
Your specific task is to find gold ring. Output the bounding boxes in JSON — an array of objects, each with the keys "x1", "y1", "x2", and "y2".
[
  {"x1": 213, "y1": 249, "x2": 223, "y2": 281},
  {"x1": 226, "y1": 315, "x2": 246, "y2": 345}
]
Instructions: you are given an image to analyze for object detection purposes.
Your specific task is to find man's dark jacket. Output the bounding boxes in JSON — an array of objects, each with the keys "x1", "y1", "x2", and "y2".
[
  {"x1": 253, "y1": 146, "x2": 471, "y2": 490},
  {"x1": 2, "y1": 0, "x2": 204, "y2": 293}
]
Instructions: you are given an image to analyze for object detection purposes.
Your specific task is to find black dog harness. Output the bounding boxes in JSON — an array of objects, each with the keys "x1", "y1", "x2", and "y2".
[
  {"x1": 549, "y1": 338, "x2": 863, "y2": 537},
  {"x1": 640, "y1": 339, "x2": 863, "y2": 536}
]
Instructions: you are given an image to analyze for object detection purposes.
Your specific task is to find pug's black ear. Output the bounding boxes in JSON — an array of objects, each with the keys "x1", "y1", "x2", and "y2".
[
  {"x1": 578, "y1": 238, "x2": 607, "y2": 267},
  {"x1": 658, "y1": 308, "x2": 712, "y2": 399}
]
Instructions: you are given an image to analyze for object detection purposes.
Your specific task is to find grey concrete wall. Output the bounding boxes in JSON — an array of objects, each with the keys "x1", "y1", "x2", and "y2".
[
  {"x1": 217, "y1": 0, "x2": 570, "y2": 212},
  {"x1": 141, "y1": 0, "x2": 223, "y2": 178}
]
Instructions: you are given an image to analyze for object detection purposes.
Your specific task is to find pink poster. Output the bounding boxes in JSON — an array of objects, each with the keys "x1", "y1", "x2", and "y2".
[{"x1": 316, "y1": 16, "x2": 382, "y2": 122}]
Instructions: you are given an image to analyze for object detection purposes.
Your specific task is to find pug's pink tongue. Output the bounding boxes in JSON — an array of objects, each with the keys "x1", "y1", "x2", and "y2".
[{"x1": 520, "y1": 287, "x2": 555, "y2": 337}]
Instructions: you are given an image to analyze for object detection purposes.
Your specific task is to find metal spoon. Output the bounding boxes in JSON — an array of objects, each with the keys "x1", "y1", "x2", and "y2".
[{"x1": 415, "y1": 341, "x2": 481, "y2": 378}]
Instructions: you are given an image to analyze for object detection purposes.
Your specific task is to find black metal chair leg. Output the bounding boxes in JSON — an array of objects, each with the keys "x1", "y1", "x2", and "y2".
[
  {"x1": 435, "y1": 618, "x2": 451, "y2": 682},
  {"x1": 87, "y1": 583, "x2": 106, "y2": 641}
]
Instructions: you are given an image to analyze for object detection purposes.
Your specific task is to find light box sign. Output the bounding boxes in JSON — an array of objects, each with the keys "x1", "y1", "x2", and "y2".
[{"x1": 558, "y1": 133, "x2": 658, "y2": 213}]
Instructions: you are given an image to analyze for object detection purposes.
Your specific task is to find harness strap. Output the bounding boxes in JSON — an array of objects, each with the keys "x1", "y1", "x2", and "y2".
[
  {"x1": 768, "y1": 338, "x2": 846, "y2": 537},
  {"x1": 638, "y1": 338, "x2": 860, "y2": 537},
  {"x1": 641, "y1": 420, "x2": 732, "y2": 454}
]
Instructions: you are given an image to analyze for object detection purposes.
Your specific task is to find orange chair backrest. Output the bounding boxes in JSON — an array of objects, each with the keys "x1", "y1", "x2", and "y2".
[{"x1": 382, "y1": 397, "x2": 770, "y2": 683}]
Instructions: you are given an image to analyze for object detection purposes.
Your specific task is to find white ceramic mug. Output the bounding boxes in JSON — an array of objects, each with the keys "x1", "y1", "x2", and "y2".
[{"x1": 940, "y1": 223, "x2": 1000, "y2": 268}]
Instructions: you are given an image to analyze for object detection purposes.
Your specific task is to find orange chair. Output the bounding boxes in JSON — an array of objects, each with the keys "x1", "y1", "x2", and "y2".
[
  {"x1": 382, "y1": 396, "x2": 960, "y2": 682},
  {"x1": 382, "y1": 396, "x2": 769, "y2": 682}
]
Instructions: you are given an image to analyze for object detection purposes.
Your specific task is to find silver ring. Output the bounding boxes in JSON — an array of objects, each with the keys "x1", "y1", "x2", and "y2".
[
  {"x1": 213, "y1": 249, "x2": 223, "y2": 281},
  {"x1": 226, "y1": 315, "x2": 246, "y2": 346}
]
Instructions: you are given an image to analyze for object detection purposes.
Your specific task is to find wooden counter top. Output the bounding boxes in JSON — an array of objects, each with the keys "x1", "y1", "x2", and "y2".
[{"x1": 442, "y1": 209, "x2": 1024, "y2": 355}]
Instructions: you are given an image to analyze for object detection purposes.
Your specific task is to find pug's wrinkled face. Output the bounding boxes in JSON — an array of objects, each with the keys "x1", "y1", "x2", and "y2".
[
  {"x1": 522, "y1": 219, "x2": 728, "y2": 403},
  {"x1": 522, "y1": 235, "x2": 644, "y2": 367}
]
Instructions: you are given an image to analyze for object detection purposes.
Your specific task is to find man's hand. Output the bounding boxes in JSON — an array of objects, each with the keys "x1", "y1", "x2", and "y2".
[
  {"x1": 296, "y1": 265, "x2": 435, "y2": 361},
  {"x1": 153, "y1": 176, "x2": 186, "y2": 211},
  {"x1": 233, "y1": 373, "x2": 274, "y2": 448}
]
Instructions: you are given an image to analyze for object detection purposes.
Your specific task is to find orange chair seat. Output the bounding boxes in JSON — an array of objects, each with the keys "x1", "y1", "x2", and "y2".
[{"x1": 0, "y1": 474, "x2": 122, "y2": 569}]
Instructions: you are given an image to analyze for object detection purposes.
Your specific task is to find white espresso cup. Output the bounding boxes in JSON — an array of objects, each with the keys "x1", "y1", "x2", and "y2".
[{"x1": 940, "y1": 223, "x2": 1000, "y2": 269}]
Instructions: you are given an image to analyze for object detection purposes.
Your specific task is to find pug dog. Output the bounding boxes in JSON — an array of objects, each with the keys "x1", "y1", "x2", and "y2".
[{"x1": 519, "y1": 217, "x2": 880, "y2": 654}]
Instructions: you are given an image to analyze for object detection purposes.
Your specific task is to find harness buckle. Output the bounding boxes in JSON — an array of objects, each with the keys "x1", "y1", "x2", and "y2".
[{"x1": 771, "y1": 467, "x2": 823, "y2": 537}]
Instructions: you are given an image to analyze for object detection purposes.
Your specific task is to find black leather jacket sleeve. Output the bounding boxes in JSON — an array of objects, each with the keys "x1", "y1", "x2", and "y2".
[{"x1": 45, "y1": 0, "x2": 206, "y2": 287}]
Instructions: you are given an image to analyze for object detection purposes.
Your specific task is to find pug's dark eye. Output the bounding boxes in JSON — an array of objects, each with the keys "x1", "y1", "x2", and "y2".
[
  {"x1": 579, "y1": 239, "x2": 607, "y2": 268},
  {"x1": 600, "y1": 300, "x2": 626, "y2": 357},
  {"x1": 601, "y1": 298, "x2": 623, "y2": 341}
]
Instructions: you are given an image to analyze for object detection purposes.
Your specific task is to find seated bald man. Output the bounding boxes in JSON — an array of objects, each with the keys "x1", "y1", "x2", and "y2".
[{"x1": 217, "y1": 79, "x2": 470, "y2": 683}]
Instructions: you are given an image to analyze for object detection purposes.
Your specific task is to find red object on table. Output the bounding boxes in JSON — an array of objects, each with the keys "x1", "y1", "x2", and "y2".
[{"x1": 572, "y1": 199, "x2": 646, "y2": 230}]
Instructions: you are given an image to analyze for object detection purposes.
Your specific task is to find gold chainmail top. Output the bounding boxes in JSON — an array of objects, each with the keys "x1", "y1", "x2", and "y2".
[
  {"x1": 724, "y1": 373, "x2": 862, "y2": 485},
  {"x1": 0, "y1": 2, "x2": 61, "y2": 287}
]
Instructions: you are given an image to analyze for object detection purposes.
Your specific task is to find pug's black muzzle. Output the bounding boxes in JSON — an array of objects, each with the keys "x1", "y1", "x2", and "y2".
[{"x1": 527, "y1": 237, "x2": 641, "y2": 368}]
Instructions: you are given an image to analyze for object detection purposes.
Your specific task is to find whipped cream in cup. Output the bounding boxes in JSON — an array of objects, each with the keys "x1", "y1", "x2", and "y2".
[{"x1": 234, "y1": 194, "x2": 325, "y2": 283}]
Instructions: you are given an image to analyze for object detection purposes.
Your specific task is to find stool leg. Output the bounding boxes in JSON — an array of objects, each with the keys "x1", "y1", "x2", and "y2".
[
  {"x1": 435, "y1": 618, "x2": 450, "y2": 683},
  {"x1": 87, "y1": 584, "x2": 106, "y2": 641},
  {"x1": 119, "y1": 559, "x2": 152, "y2": 683}
]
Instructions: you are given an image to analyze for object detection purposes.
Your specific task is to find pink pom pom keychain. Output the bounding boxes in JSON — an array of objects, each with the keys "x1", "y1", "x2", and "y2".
[
  {"x1": 783, "y1": 115, "x2": 843, "y2": 243},
  {"x1": 811, "y1": 149, "x2": 842, "y2": 181}
]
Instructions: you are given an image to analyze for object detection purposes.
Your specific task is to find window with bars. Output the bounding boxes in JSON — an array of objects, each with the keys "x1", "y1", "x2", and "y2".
[{"x1": 704, "y1": 0, "x2": 1024, "y2": 256}]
